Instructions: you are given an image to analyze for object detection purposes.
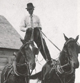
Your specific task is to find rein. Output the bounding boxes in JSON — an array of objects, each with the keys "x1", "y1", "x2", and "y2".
[{"x1": 41, "y1": 30, "x2": 61, "y2": 51}]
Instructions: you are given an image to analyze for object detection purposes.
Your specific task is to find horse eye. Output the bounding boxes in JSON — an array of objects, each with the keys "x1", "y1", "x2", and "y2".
[{"x1": 24, "y1": 46, "x2": 28, "y2": 50}]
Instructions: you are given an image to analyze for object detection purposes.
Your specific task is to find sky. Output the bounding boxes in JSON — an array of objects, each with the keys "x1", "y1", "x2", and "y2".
[{"x1": 0, "y1": 0, "x2": 80, "y2": 83}]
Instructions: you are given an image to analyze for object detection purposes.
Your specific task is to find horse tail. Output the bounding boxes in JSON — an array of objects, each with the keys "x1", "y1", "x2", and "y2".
[{"x1": 30, "y1": 71, "x2": 42, "y2": 80}]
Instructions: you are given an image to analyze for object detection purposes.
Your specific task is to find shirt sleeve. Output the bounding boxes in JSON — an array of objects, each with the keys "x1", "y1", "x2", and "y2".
[
  {"x1": 20, "y1": 16, "x2": 27, "y2": 32},
  {"x1": 37, "y1": 16, "x2": 41, "y2": 27}
]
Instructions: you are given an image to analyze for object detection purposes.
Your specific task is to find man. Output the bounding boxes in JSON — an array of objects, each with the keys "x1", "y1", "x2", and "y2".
[{"x1": 20, "y1": 3, "x2": 51, "y2": 63}]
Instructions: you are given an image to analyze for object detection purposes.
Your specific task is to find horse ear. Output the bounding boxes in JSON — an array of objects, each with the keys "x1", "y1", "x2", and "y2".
[
  {"x1": 20, "y1": 38, "x2": 25, "y2": 44},
  {"x1": 63, "y1": 33, "x2": 68, "y2": 41},
  {"x1": 75, "y1": 35, "x2": 79, "y2": 42}
]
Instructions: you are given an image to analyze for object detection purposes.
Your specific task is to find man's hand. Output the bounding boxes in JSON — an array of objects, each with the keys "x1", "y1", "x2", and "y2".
[
  {"x1": 27, "y1": 28, "x2": 32, "y2": 32},
  {"x1": 38, "y1": 27, "x2": 42, "y2": 30}
]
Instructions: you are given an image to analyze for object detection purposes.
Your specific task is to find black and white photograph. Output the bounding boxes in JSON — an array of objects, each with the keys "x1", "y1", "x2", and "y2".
[{"x1": 0, "y1": 0, "x2": 80, "y2": 83}]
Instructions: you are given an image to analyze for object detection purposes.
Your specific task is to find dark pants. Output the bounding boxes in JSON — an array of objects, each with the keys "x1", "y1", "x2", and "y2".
[{"x1": 24, "y1": 27, "x2": 51, "y2": 61}]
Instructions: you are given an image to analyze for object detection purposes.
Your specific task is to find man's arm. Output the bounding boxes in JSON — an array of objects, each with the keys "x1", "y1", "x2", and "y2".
[
  {"x1": 20, "y1": 17, "x2": 27, "y2": 32},
  {"x1": 38, "y1": 17, "x2": 41, "y2": 27},
  {"x1": 20, "y1": 27, "x2": 27, "y2": 32},
  {"x1": 37, "y1": 17, "x2": 42, "y2": 30}
]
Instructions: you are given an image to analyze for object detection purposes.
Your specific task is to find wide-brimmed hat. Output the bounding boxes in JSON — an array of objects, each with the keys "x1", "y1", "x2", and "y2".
[{"x1": 26, "y1": 3, "x2": 34, "y2": 10}]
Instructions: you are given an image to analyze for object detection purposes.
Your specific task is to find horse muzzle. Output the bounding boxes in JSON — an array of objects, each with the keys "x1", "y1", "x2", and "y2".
[
  {"x1": 71, "y1": 60, "x2": 79, "y2": 69},
  {"x1": 74, "y1": 62, "x2": 79, "y2": 68}
]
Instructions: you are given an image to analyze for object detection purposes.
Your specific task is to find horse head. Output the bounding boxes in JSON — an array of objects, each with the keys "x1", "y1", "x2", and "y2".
[
  {"x1": 15, "y1": 40, "x2": 39, "y2": 76},
  {"x1": 20, "y1": 38, "x2": 39, "y2": 55},
  {"x1": 59, "y1": 34, "x2": 79, "y2": 74}
]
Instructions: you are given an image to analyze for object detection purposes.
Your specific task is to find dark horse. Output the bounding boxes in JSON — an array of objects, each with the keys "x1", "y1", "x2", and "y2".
[
  {"x1": 30, "y1": 34, "x2": 80, "y2": 83},
  {"x1": 1, "y1": 41, "x2": 39, "y2": 83}
]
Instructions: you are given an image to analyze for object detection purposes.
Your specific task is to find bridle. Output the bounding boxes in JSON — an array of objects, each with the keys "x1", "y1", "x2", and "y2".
[
  {"x1": 15, "y1": 41, "x2": 34, "y2": 76},
  {"x1": 58, "y1": 39, "x2": 77, "y2": 75},
  {"x1": 58, "y1": 51, "x2": 73, "y2": 75}
]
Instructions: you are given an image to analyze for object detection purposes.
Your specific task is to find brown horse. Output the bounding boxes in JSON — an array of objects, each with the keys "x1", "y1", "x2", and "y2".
[
  {"x1": 1, "y1": 41, "x2": 39, "y2": 83},
  {"x1": 30, "y1": 34, "x2": 80, "y2": 83}
]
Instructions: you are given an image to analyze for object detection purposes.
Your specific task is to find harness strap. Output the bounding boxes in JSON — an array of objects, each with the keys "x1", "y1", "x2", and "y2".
[
  {"x1": 57, "y1": 64, "x2": 64, "y2": 74},
  {"x1": 13, "y1": 60, "x2": 34, "y2": 76},
  {"x1": 49, "y1": 60, "x2": 57, "y2": 73},
  {"x1": 3, "y1": 64, "x2": 13, "y2": 83},
  {"x1": 13, "y1": 61, "x2": 19, "y2": 76}
]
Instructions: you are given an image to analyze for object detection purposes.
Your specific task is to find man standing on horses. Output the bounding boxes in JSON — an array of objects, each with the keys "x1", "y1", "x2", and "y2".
[{"x1": 20, "y1": 3, "x2": 51, "y2": 64}]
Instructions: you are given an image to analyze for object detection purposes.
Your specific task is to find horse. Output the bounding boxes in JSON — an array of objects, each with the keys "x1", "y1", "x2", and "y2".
[
  {"x1": 1, "y1": 40, "x2": 39, "y2": 83},
  {"x1": 30, "y1": 34, "x2": 80, "y2": 83}
]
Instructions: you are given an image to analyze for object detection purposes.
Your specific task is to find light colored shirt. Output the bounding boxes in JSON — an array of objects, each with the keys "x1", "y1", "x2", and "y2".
[{"x1": 20, "y1": 14, "x2": 41, "y2": 32}]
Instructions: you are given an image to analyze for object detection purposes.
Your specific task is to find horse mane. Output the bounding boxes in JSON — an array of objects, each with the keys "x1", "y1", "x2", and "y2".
[{"x1": 59, "y1": 50, "x2": 65, "y2": 58}]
